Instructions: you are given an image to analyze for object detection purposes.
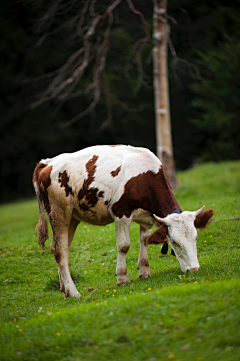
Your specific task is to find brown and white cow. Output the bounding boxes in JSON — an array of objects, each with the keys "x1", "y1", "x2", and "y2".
[{"x1": 33, "y1": 145, "x2": 214, "y2": 298}]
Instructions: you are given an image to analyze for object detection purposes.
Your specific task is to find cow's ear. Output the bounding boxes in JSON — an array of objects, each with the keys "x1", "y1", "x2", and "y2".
[
  {"x1": 194, "y1": 209, "x2": 214, "y2": 230},
  {"x1": 146, "y1": 224, "x2": 168, "y2": 245}
]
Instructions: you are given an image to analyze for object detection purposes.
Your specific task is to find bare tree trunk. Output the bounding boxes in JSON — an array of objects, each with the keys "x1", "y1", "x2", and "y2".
[{"x1": 153, "y1": 0, "x2": 177, "y2": 188}]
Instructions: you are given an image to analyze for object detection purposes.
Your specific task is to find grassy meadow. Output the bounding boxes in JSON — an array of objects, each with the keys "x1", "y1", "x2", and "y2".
[{"x1": 0, "y1": 161, "x2": 240, "y2": 360}]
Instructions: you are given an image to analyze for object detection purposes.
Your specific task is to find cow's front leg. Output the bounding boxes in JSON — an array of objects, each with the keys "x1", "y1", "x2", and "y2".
[
  {"x1": 138, "y1": 226, "x2": 151, "y2": 278},
  {"x1": 50, "y1": 212, "x2": 80, "y2": 298},
  {"x1": 115, "y1": 218, "x2": 131, "y2": 285}
]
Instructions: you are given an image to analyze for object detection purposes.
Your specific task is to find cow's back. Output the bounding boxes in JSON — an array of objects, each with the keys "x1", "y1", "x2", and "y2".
[{"x1": 38, "y1": 145, "x2": 161, "y2": 225}]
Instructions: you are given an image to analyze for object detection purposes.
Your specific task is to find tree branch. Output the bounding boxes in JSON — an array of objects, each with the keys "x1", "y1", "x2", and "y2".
[{"x1": 31, "y1": 0, "x2": 152, "y2": 128}]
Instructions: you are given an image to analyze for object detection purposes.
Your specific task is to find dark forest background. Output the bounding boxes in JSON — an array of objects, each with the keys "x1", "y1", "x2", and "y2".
[{"x1": 1, "y1": 0, "x2": 240, "y2": 203}]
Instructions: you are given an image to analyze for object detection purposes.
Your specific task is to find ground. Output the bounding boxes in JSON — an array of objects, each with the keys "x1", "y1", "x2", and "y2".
[{"x1": 0, "y1": 160, "x2": 239, "y2": 360}]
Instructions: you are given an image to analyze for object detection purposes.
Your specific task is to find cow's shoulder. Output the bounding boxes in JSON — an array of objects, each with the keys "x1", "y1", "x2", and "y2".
[{"x1": 119, "y1": 146, "x2": 161, "y2": 179}]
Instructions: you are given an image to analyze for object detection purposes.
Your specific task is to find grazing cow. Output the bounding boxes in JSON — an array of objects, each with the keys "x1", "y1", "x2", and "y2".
[{"x1": 33, "y1": 145, "x2": 214, "y2": 298}]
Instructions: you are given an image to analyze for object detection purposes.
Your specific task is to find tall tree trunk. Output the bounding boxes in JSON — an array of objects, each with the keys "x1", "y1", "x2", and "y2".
[{"x1": 153, "y1": 0, "x2": 177, "y2": 188}]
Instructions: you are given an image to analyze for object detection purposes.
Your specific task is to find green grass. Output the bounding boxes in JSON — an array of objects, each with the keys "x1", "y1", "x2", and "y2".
[
  {"x1": 1, "y1": 280, "x2": 239, "y2": 361},
  {"x1": 0, "y1": 160, "x2": 240, "y2": 360}
]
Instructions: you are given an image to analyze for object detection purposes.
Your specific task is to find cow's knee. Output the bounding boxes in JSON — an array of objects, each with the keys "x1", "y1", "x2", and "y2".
[
  {"x1": 116, "y1": 242, "x2": 130, "y2": 285},
  {"x1": 118, "y1": 243, "x2": 130, "y2": 254}
]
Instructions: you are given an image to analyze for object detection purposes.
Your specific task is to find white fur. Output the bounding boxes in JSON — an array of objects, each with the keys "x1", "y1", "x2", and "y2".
[
  {"x1": 41, "y1": 145, "x2": 161, "y2": 225},
  {"x1": 156, "y1": 211, "x2": 200, "y2": 272}
]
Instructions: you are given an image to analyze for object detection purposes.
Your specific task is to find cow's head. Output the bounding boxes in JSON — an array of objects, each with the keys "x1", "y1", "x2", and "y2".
[{"x1": 147, "y1": 206, "x2": 214, "y2": 273}]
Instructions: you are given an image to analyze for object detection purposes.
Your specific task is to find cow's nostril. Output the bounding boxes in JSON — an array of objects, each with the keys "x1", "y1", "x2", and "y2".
[{"x1": 189, "y1": 267, "x2": 200, "y2": 272}]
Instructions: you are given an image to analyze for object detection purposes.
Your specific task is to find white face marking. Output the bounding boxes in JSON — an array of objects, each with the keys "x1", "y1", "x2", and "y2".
[{"x1": 165, "y1": 212, "x2": 200, "y2": 272}]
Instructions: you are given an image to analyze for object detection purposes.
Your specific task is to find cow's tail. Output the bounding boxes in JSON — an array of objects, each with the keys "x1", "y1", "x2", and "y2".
[{"x1": 32, "y1": 163, "x2": 49, "y2": 249}]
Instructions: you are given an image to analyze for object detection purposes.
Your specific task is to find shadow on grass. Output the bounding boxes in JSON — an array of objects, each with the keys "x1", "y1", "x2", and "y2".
[{"x1": 44, "y1": 272, "x2": 85, "y2": 292}]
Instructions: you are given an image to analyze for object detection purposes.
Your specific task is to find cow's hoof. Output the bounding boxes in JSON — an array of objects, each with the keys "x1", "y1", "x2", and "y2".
[
  {"x1": 139, "y1": 267, "x2": 151, "y2": 279},
  {"x1": 139, "y1": 274, "x2": 151, "y2": 279},
  {"x1": 117, "y1": 281, "x2": 129, "y2": 286},
  {"x1": 64, "y1": 284, "x2": 81, "y2": 298},
  {"x1": 73, "y1": 291, "x2": 81, "y2": 298},
  {"x1": 117, "y1": 275, "x2": 129, "y2": 285},
  {"x1": 64, "y1": 290, "x2": 81, "y2": 299}
]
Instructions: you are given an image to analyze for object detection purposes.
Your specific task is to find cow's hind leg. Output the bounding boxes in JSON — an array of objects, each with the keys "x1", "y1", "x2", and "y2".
[
  {"x1": 50, "y1": 230, "x2": 65, "y2": 294},
  {"x1": 50, "y1": 233, "x2": 65, "y2": 294},
  {"x1": 53, "y1": 217, "x2": 79, "y2": 294},
  {"x1": 115, "y1": 218, "x2": 131, "y2": 285},
  {"x1": 50, "y1": 210, "x2": 80, "y2": 298},
  {"x1": 138, "y1": 226, "x2": 151, "y2": 278}
]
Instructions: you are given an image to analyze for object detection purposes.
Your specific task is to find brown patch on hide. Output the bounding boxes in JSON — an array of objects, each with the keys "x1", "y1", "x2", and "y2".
[
  {"x1": 58, "y1": 170, "x2": 73, "y2": 197},
  {"x1": 112, "y1": 166, "x2": 181, "y2": 219},
  {"x1": 108, "y1": 144, "x2": 123, "y2": 147},
  {"x1": 86, "y1": 155, "x2": 98, "y2": 182},
  {"x1": 32, "y1": 162, "x2": 46, "y2": 184},
  {"x1": 111, "y1": 165, "x2": 121, "y2": 177},
  {"x1": 146, "y1": 224, "x2": 168, "y2": 245},
  {"x1": 98, "y1": 191, "x2": 104, "y2": 198},
  {"x1": 78, "y1": 155, "x2": 99, "y2": 209},
  {"x1": 194, "y1": 209, "x2": 214, "y2": 230},
  {"x1": 79, "y1": 203, "x2": 90, "y2": 211},
  {"x1": 105, "y1": 200, "x2": 110, "y2": 206},
  {"x1": 38, "y1": 165, "x2": 53, "y2": 190},
  {"x1": 38, "y1": 165, "x2": 53, "y2": 215}
]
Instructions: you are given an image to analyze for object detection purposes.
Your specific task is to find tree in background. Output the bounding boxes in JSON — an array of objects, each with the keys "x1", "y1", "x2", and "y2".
[
  {"x1": 153, "y1": 0, "x2": 176, "y2": 187},
  {"x1": 191, "y1": 34, "x2": 240, "y2": 162}
]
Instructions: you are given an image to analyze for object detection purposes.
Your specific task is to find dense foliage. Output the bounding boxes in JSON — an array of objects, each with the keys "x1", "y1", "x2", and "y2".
[
  {"x1": 191, "y1": 35, "x2": 240, "y2": 161},
  {"x1": 0, "y1": 0, "x2": 239, "y2": 202}
]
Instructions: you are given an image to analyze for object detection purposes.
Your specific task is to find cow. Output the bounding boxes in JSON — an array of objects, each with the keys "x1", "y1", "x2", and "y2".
[{"x1": 33, "y1": 145, "x2": 214, "y2": 298}]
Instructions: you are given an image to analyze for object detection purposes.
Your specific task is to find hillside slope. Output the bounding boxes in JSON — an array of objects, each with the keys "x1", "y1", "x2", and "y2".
[{"x1": 0, "y1": 160, "x2": 240, "y2": 360}]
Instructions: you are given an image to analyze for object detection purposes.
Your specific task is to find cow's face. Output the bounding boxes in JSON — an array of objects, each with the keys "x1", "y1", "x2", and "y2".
[
  {"x1": 150, "y1": 206, "x2": 214, "y2": 273},
  {"x1": 164, "y1": 212, "x2": 199, "y2": 273}
]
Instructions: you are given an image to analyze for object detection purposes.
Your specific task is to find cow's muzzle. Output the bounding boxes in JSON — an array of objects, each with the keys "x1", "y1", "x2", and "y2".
[{"x1": 187, "y1": 266, "x2": 200, "y2": 273}]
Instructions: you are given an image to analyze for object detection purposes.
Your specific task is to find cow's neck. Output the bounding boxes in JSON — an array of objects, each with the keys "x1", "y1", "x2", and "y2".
[{"x1": 152, "y1": 167, "x2": 181, "y2": 218}]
